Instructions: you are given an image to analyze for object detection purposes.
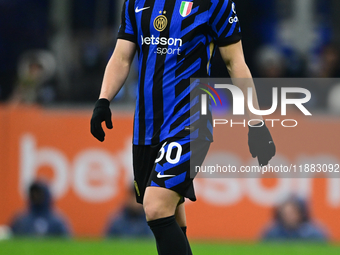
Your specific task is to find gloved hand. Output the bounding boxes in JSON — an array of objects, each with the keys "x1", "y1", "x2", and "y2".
[
  {"x1": 90, "y1": 98, "x2": 113, "y2": 142},
  {"x1": 248, "y1": 123, "x2": 276, "y2": 166}
]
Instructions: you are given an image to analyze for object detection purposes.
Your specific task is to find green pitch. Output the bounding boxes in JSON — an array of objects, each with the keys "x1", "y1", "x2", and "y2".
[{"x1": 0, "y1": 239, "x2": 339, "y2": 255}]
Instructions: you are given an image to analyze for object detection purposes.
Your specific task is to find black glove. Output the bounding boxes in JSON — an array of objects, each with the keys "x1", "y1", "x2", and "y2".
[
  {"x1": 248, "y1": 123, "x2": 276, "y2": 166},
  {"x1": 90, "y1": 98, "x2": 113, "y2": 142}
]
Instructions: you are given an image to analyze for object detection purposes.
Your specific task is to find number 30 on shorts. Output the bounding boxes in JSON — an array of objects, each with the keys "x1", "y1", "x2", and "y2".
[{"x1": 155, "y1": 142, "x2": 183, "y2": 164}]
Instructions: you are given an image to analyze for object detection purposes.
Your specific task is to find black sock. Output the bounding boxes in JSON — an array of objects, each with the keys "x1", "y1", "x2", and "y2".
[
  {"x1": 148, "y1": 215, "x2": 187, "y2": 255},
  {"x1": 181, "y1": 226, "x2": 193, "y2": 255}
]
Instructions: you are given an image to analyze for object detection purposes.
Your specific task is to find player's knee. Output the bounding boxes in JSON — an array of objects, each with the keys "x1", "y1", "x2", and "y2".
[
  {"x1": 144, "y1": 202, "x2": 172, "y2": 221},
  {"x1": 144, "y1": 205, "x2": 160, "y2": 221}
]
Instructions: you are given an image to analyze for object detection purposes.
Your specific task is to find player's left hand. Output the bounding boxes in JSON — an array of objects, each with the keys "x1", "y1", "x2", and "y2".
[
  {"x1": 90, "y1": 98, "x2": 113, "y2": 142},
  {"x1": 248, "y1": 123, "x2": 276, "y2": 166}
]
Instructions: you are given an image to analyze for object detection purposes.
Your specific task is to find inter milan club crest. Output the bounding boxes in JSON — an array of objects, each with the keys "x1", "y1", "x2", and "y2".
[
  {"x1": 179, "y1": 1, "x2": 193, "y2": 17},
  {"x1": 154, "y1": 15, "x2": 168, "y2": 32}
]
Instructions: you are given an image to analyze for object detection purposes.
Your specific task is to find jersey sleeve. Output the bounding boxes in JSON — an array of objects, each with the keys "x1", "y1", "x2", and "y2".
[
  {"x1": 208, "y1": 0, "x2": 242, "y2": 46},
  {"x1": 117, "y1": 0, "x2": 137, "y2": 43}
]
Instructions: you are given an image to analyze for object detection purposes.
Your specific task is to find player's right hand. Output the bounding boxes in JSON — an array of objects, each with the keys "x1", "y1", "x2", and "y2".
[{"x1": 90, "y1": 98, "x2": 113, "y2": 142}]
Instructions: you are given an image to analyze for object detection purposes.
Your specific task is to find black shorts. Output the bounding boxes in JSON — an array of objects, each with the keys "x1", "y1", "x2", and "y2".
[{"x1": 132, "y1": 137, "x2": 210, "y2": 204}]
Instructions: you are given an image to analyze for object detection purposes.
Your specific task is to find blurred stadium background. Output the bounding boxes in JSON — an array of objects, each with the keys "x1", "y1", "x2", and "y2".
[{"x1": 1, "y1": 0, "x2": 340, "y2": 254}]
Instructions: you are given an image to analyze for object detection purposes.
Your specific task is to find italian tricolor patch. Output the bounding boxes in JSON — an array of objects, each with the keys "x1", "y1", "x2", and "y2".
[{"x1": 180, "y1": 1, "x2": 193, "y2": 17}]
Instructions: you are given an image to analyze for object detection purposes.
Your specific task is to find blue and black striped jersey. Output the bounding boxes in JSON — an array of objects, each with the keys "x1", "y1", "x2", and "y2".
[{"x1": 118, "y1": 0, "x2": 241, "y2": 145}]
